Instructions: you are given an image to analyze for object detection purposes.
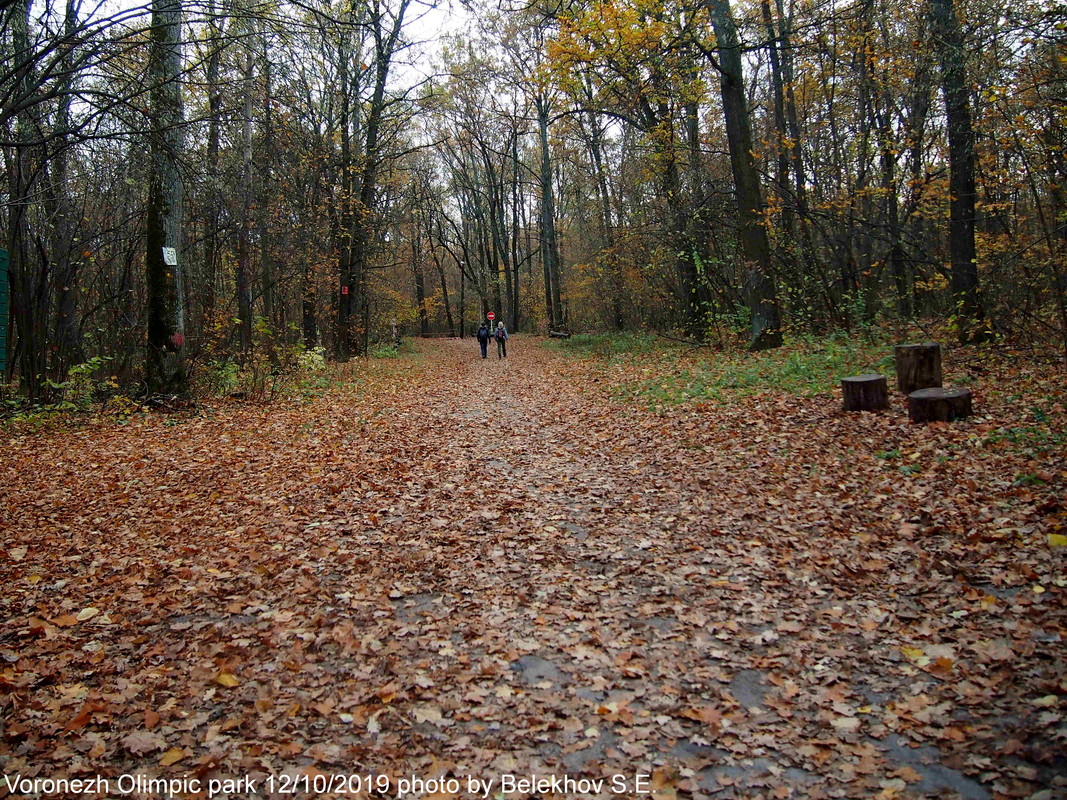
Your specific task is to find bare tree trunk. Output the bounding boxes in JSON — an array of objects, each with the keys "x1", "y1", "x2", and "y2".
[
  {"x1": 537, "y1": 94, "x2": 561, "y2": 329},
  {"x1": 931, "y1": 0, "x2": 983, "y2": 341},
  {"x1": 511, "y1": 133, "x2": 522, "y2": 332},
  {"x1": 51, "y1": 0, "x2": 81, "y2": 373},
  {"x1": 7, "y1": 0, "x2": 49, "y2": 399},
  {"x1": 145, "y1": 0, "x2": 186, "y2": 394},
  {"x1": 761, "y1": 0, "x2": 792, "y2": 235},
  {"x1": 428, "y1": 217, "x2": 455, "y2": 336},
  {"x1": 852, "y1": 0, "x2": 875, "y2": 312},
  {"x1": 259, "y1": 35, "x2": 275, "y2": 332},
  {"x1": 584, "y1": 98, "x2": 624, "y2": 329},
  {"x1": 685, "y1": 91, "x2": 712, "y2": 333},
  {"x1": 708, "y1": 0, "x2": 782, "y2": 350},
  {"x1": 202, "y1": 0, "x2": 223, "y2": 326},
  {"x1": 874, "y1": 67, "x2": 909, "y2": 317},
  {"x1": 342, "y1": 0, "x2": 409, "y2": 357},
  {"x1": 905, "y1": 29, "x2": 933, "y2": 315},
  {"x1": 258, "y1": 35, "x2": 278, "y2": 366},
  {"x1": 235, "y1": 37, "x2": 254, "y2": 359},
  {"x1": 776, "y1": 0, "x2": 825, "y2": 318},
  {"x1": 413, "y1": 223, "x2": 427, "y2": 335}
]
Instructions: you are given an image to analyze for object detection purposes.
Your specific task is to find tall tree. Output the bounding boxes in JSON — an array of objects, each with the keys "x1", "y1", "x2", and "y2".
[
  {"x1": 930, "y1": 0, "x2": 982, "y2": 341},
  {"x1": 5, "y1": 0, "x2": 48, "y2": 397},
  {"x1": 707, "y1": 0, "x2": 782, "y2": 349},
  {"x1": 145, "y1": 0, "x2": 187, "y2": 393},
  {"x1": 337, "y1": 0, "x2": 412, "y2": 359}
]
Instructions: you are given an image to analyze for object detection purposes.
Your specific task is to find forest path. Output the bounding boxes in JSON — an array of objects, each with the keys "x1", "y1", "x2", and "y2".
[{"x1": 1, "y1": 338, "x2": 1059, "y2": 798}]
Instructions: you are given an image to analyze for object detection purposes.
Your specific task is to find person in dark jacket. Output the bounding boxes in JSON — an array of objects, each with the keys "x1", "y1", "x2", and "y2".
[
  {"x1": 495, "y1": 321, "x2": 508, "y2": 359},
  {"x1": 476, "y1": 322, "x2": 491, "y2": 358}
]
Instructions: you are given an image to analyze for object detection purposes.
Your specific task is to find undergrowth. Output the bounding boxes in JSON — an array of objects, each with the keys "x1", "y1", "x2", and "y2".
[
  {"x1": 553, "y1": 327, "x2": 1067, "y2": 466},
  {"x1": 2, "y1": 339, "x2": 421, "y2": 432},
  {"x1": 542, "y1": 331, "x2": 664, "y2": 357},
  {"x1": 552, "y1": 331, "x2": 890, "y2": 406}
]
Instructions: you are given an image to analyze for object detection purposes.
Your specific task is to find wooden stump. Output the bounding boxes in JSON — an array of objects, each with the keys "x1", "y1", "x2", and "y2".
[
  {"x1": 842, "y1": 374, "x2": 890, "y2": 411},
  {"x1": 895, "y1": 342, "x2": 942, "y2": 394},
  {"x1": 908, "y1": 387, "x2": 972, "y2": 423}
]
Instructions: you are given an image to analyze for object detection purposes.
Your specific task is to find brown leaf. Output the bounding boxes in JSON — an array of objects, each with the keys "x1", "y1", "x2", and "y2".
[{"x1": 122, "y1": 730, "x2": 165, "y2": 756}]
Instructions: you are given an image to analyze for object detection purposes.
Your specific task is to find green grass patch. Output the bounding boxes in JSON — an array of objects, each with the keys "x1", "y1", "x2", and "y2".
[
  {"x1": 542, "y1": 331, "x2": 664, "y2": 357},
  {"x1": 369, "y1": 339, "x2": 417, "y2": 359},
  {"x1": 983, "y1": 425, "x2": 1065, "y2": 454},
  {"x1": 608, "y1": 333, "x2": 891, "y2": 407}
]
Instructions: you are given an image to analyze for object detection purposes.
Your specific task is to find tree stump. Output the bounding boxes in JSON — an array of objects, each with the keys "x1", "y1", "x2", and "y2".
[
  {"x1": 908, "y1": 387, "x2": 973, "y2": 423},
  {"x1": 842, "y1": 374, "x2": 890, "y2": 411},
  {"x1": 895, "y1": 342, "x2": 942, "y2": 393}
]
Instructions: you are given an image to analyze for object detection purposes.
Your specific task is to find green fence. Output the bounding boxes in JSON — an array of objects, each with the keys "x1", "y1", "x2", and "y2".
[{"x1": 0, "y1": 249, "x2": 7, "y2": 377}]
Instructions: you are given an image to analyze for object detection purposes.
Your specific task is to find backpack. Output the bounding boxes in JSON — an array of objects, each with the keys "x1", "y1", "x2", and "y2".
[{"x1": 495, "y1": 328, "x2": 505, "y2": 340}]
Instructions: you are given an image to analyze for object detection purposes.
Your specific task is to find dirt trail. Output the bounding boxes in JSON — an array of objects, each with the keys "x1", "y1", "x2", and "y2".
[{"x1": 1, "y1": 338, "x2": 1061, "y2": 798}]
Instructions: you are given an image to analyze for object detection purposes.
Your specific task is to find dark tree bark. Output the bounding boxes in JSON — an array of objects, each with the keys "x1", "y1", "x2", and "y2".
[
  {"x1": 50, "y1": 0, "x2": 81, "y2": 373},
  {"x1": 536, "y1": 94, "x2": 562, "y2": 329},
  {"x1": 583, "y1": 93, "x2": 624, "y2": 330},
  {"x1": 202, "y1": 0, "x2": 224, "y2": 326},
  {"x1": 761, "y1": 0, "x2": 792, "y2": 234},
  {"x1": 235, "y1": 37, "x2": 254, "y2": 359},
  {"x1": 7, "y1": 0, "x2": 49, "y2": 400},
  {"x1": 707, "y1": 0, "x2": 782, "y2": 350},
  {"x1": 895, "y1": 342, "x2": 942, "y2": 393},
  {"x1": 684, "y1": 90, "x2": 712, "y2": 332},
  {"x1": 302, "y1": 258, "x2": 317, "y2": 349},
  {"x1": 931, "y1": 0, "x2": 983, "y2": 341},
  {"x1": 511, "y1": 132, "x2": 521, "y2": 332},
  {"x1": 413, "y1": 225, "x2": 427, "y2": 336},
  {"x1": 338, "y1": 0, "x2": 410, "y2": 358},
  {"x1": 908, "y1": 387, "x2": 972, "y2": 422},
  {"x1": 145, "y1": 0, "x2": 186, "y2": 394},
  {"x1": 258, "y1": 33, "x2": 276, "y2": 347},
  {"x1": 842, "y1": 374, "x2": 889, "y2": 411}
]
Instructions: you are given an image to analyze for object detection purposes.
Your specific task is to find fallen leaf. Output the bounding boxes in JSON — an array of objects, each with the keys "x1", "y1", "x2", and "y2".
[
  {"x1": 159, "y1": 747, "x2": 186, "y2": 767},
  {"x1": 215, "y1": 672, "x2": 240, "y2": 688},
  {"x1": 122, "y1": 730, "x2": 165, "y2": 756}
]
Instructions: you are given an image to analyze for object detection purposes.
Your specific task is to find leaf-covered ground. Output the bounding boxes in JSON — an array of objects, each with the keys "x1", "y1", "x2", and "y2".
[{"x1": 1, "y1": 338, "x2": 1064, "y2": 799}]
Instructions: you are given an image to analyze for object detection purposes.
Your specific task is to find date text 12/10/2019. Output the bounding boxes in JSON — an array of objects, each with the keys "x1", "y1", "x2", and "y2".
[{"x1": 270, "y1": 772, "x2": 654, "y2": 796}]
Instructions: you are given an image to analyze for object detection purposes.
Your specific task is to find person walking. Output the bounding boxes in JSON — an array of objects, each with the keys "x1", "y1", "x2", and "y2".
[
  {"x1": 476, "y1": 321, "x2": 491, "y2": 359},
  {"x1": 495, "y1": 321, "x2": 509, "y2": 359}
]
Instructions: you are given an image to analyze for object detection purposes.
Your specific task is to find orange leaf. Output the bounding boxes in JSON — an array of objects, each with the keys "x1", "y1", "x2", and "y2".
[{"x1": 159, "y1": 747, "x2": 186, "y2": 767}]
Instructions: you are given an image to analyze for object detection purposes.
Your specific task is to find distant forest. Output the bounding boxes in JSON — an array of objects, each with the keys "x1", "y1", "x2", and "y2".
[{"x1": 2, "y1": 0, "x2": 1064, "y2": 397}]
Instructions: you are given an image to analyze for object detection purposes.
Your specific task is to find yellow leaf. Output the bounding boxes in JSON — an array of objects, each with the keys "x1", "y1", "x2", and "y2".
[
  {"x1": 76, "y1": 607, "x2": 100, "y2": 622},
  {"x1": 159, "y1": 747, "x2": 186, "y2": 767},
  {"x1": 215, "y1": 672, "x2": 240, "y2": 688},
  {"x1": 1033, "y1": 585, "x2": 1046, "y2": 594},
  {"x1": 1048, "y1": 533, "x2": 1067, "y2": 548},
  {"x1": 899, "y1": 646, "x2": 924, "y2": 660}
]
